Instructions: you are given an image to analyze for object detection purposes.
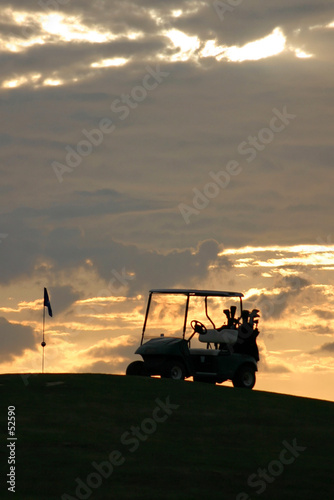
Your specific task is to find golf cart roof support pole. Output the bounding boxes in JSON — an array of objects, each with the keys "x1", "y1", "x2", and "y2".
[
  {"x1": 205, "y1": 295, "x2": 215, "y2": 329},
  {"x1": 239, "y1": 296, "x2": 243, "y2": 314},
  {"x1": 141, "y1": 291, "x2": 153, "y2": 345},
  {"x1": 182, "y1": 293, "x2": 190, "y2": 338}
]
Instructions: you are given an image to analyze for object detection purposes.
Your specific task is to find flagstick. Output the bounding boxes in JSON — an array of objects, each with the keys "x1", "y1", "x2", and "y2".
[{"x1": 42, "y1": 301, "x2": 46, "y2": 374}]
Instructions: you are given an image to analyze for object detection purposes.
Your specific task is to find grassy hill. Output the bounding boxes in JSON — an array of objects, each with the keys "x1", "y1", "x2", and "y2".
[{"x1": 0, "y1": 374, "x2": 333, "y2": 500}]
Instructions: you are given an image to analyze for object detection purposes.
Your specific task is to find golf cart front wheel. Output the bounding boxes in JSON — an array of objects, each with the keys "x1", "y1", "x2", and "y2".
[
  {"x1": 163, "y1": 361, "x2": 186, "y2": 380},
  {"x1": 126, "y1": 361, "x2": 149, "y2": 376},
  {"x1": 232, "y1": 365, "x2": 256, "y2": 389}
]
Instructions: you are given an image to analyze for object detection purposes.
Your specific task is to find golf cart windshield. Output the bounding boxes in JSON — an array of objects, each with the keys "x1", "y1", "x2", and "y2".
[
  {"x1": 141, "y1": 289, "x2": 243, "y2": 344},
  {"x1": 143, "y1": 293, "x2": 186, "y2": 339}
]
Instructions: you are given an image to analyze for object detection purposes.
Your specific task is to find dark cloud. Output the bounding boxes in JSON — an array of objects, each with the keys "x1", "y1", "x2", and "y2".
[
  {"x1": 314, "y1": 309, "x2": 334, "y2": 320},
  {"x1": 0, "y1": 221, "x2": 43, "y2": 284},
  {"x1": 9, "y1": 189, "x2": 167, "y2": 221},
  {"x1": 310, "y1": 342, "x2": 334, "y2": 356},
  {"x1": 0, "y1": 317, "x2": 37, "y2": 361},
  {"x1": 303, "y1": 324, "x2": 334, "y2": 336},
  {"x1": 0, "y1": 196, "x2": 229, "y2": 295},
  {"x1": 319, "y1": 342, "x2": 334, "y2": 353},
  {"x1": 210, "y1": 1, "x2": 334, "y2": 47},
  {"x1": 1, "y1": 1, "x2": 333, "y2": 273},
  {"x1": 88, "y1": 238, "x2": 227, "y2": 296},
  {"x1": 276, "y1": 276, "x2": 310, "y2": 290},
  {"x1": 46, "y1": 285, "x2": 82, "y2": 315},
  {"x1": 248, "y1": 275, "x2": 311, "y2": 319}
]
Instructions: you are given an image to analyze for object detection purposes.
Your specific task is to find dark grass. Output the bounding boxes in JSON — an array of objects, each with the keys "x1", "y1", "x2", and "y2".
[{"x1": 0, "y1": 374, "x2": 333, "y2": 500}]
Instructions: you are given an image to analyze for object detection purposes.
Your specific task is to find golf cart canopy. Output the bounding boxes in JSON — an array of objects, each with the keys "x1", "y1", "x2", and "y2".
[
  {"x1": 149, "y1": 289, "x2": 244, "y2": 298},
  {"x1": 141, "y1": 289, "x2": 245, "y2": 344}
]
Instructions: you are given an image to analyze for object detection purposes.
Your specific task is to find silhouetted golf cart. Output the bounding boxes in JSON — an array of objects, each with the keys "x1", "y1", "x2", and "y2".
[{"x1": 126, "y1": 289, "x2": 260, "y2": 389}]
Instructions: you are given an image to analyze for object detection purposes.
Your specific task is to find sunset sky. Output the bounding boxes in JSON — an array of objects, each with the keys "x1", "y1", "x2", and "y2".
[{"x1": 0, "y1": 0, "x2": 333, "y2": 402}]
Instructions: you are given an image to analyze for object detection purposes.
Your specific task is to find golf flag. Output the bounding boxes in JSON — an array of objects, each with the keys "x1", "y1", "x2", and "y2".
[{"x1": 44, "y1": 288, "x2": 53, "y2": 317}]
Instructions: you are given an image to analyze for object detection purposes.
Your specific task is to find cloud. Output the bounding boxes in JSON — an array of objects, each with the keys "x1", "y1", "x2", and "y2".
[
  {"x1": 319, "y1": 342, "x2": 334, "y2": 352},
  {"x1": 81, "y1": 336, "x2": 137, "y2": 359},
  {"x1": 313, "y1": 309, "x2": 334, "y2": 320},
  {"x1": 310, "y1": 342, "x2": 334, "y2": 356},
  {"x1": 258, "y1": 361, "x2": 291, "y2": 373},
  {"x1": 248, "y1": 275, "x2": 311, "y2": 319},
  {"x1": 0, "y1": 227, "x2": 226, "y2": 295},
  {"x1": 41, "y1": 189, "x2": 167, "y2": 220},
  {"x1": 77, "y1": 358, "x2": 128, "y2": 374},
  {"x1": 76, "y1": 359, "x2": 124, "y2": 374},
  {"x1": 46, "y1": 285, "x2": 82, "y2": 315},
  {"x1": 257, "y1": 345, "x2": 291, "y2": 373},
  {"x1": 302, "y1": 324, "x2": 334, "y2": 336},
  {"x1": 0, "y1": 317, "x2": 37, "y2": 361},
  {"x1": 0, "y1": 220, "x2": 43, "y2": 284}
]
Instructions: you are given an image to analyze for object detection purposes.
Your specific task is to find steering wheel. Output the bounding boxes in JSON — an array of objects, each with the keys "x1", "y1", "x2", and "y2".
[{"x1": 191, "y1": 320, "x2": 207, "y2": 335}]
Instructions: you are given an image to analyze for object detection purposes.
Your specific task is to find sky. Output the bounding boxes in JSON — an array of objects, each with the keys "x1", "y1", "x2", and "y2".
[{"x1": 0, "y1": 0, "x2": 333, "y2": 402}]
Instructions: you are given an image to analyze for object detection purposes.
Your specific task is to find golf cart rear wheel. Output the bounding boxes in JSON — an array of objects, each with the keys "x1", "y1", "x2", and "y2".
[
  {"x1": 232, "y1": 365, "x2": 256, "y2": 389},
  {"x1": 163, "y1": 361, "x2": 186, "y2": 380},
  {"x1": 126, "y1": 361, "x2": 149, "y2": 376}
]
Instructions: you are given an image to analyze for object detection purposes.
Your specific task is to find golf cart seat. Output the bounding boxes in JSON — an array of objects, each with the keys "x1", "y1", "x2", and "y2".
[
  {"x1": 189, "y1": 348, "x2": 220, "y2": 356},
  {"x1": 198, "y1": 328, "x2": 238, "y2": 345}
]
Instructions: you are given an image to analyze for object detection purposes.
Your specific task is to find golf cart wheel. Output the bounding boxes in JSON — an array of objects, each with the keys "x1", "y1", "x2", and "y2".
[
  {"x1": 126, "y1": 361, "x2": 149, "y2": 376},
  {"x1": 163, "y1": 361, "x2": 186, "y2": 380},
  {"x1": 232, "y1": 364, "x2": 256, "y2": 389}
]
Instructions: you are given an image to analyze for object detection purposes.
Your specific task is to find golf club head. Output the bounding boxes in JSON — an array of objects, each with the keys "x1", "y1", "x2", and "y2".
[
  {"x1": 230, "y1": 305, "x2": 237, "y2": 319},
  {"x1": 241, "y1": 310, "x2": 250, "y2": 324}
]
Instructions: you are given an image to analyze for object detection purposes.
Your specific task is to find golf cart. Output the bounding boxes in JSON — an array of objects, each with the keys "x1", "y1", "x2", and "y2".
[{"x1": 126, "y1": 289, "x2": 260, "y2": 389}]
